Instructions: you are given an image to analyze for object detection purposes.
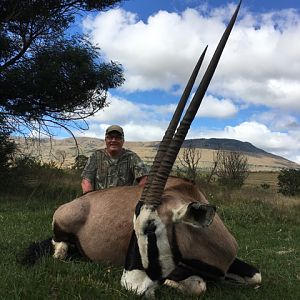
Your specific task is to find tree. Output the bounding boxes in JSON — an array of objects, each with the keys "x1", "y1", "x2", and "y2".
[
  {"x1": 0, "y1": 0, "x2": 124, "y2": 137},
  {"x1": 277, "y1": 168, "x2": 300, "y2": 196},
  {"x1": 178, "y1": 143, "x2": 202, "y2": 181},
  {"x1": 216, "y1": 150, "x2": 249, "y2": 189},
  {"x1": 0, "y1": 0, "x2": 122, "y2": 71},
  {"x1": 206, "y1": 148, "x2": 221, "y2": 184},
  {"x1": 0, "y1": 119, "x2": 16, "y2": 175}
]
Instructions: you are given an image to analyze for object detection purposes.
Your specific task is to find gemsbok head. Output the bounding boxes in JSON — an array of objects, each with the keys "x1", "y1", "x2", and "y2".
[{"x1": 21, "y1": 1, "x2": 261, "y2": 297}]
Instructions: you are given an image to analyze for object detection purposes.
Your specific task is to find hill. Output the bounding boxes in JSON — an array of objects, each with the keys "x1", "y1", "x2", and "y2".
[
  {"x1": 182, "y1": 138, "x2": 269, "y2": 155},
  {"x1": 14, "y1": 137, "x2": 299, "y2": 171}
]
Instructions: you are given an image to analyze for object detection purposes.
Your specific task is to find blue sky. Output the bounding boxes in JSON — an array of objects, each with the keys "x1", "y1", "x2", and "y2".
[{"x1": 71, "y1": 0, "x2": 300, "y2": 163}]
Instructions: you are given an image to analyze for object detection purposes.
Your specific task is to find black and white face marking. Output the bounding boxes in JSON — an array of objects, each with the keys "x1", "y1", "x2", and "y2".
[
  {"x1": 124, "y1": 200, "x2": 219, "y2": 296},
  {"x1": 122, "y1": 201, "x2": 154, "y2": 294},
  {"x1": 135, "y1": 204, "x2": 176, "y2": 279},
  {"x1": 122, "y1": 203, "x2": 176, "y2": 297},
  {"x1": 124, "y1": 231, "x2": 143, "y2": 271},
  {"x1": 121, "y1": 221, "x2": 159, "y2": 296},
  {"x1": 126, "y1": 201, "x2": 145, "y2": 272}
]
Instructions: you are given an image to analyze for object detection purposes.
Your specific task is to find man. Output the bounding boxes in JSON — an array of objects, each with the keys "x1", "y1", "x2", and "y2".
[{"x1": 81, "y1": 125, "x2": 148, "y2": 194}]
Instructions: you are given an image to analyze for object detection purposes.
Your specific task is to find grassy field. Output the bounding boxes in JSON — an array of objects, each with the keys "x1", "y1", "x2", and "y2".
[
  {"x1": 0, "y1": 171, "x2": 299, "y2": 299},
  {"x1": 245, "y1": 172, "x2": 280, "y2": 189}
]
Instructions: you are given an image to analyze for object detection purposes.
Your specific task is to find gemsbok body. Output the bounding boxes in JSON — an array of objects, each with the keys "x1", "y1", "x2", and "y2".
[{"x1": 21, "y1": 1, "x2": 261, "y2": 297}]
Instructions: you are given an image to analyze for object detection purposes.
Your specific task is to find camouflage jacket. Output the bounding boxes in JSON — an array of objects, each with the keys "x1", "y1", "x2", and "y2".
[{"x1": 81, "y1": 149, "x2": 148, "y2": 190}]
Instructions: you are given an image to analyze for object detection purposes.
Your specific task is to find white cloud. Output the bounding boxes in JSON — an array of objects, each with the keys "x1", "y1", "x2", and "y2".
[
  {"x1": 197, "y1": 121, "x2": 300, "y2": 163},
  {"x1": 89, "y1": 96, "x2": 142, "y2": 123},
  {"x1": 121, "y1": 123, "x2": 165, "y2": 141},
  {"x1": 75, "y1": 93, "x2": 300, "y2": 163},
  {"x1": 79, "y1": 5, "x2": 300, "y2": 164},
  {"x1": 83, "y1": 6, "x2": 300, "y2": 112},
  {"x1": 196, "y1": 95, "x2": 238, "y2": 118},
  {"x1": 75, "y1": 93, "x2": 169, "y2": 140},
  {"x1": 77, "y1": 93, "x2": 238, "y2": 139},
  {"x1": 253, "y1": 111, "x2": 300, "y2": 131}
]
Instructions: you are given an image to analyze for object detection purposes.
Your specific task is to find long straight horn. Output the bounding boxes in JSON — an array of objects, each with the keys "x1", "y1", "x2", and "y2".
[
  {"x1": 143, "y1": 1, "x2": 241, "y2": 207},
  {"x1": 140, "y1": 46, "x2": 207, "y2": 202}
]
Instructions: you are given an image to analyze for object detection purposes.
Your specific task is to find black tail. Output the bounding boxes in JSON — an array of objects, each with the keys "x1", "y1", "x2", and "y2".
[{"x1": 18, "y1": 237, "x2": 53, "y2": 266}]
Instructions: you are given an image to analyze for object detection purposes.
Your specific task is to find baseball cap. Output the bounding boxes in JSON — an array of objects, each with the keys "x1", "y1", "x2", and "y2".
[{"x1": 105, "y1": 125, "x2": 124, "y2": 137}]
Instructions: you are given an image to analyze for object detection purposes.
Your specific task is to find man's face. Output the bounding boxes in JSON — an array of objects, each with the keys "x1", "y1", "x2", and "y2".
[{"x1": 105, "y1": 131, "x2": 124, "y2": 156}]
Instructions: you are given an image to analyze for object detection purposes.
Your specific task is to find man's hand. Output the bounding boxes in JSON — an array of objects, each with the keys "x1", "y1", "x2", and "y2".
[{"x1": 81, "y1": 179, "x2": 94, "y2": 195}]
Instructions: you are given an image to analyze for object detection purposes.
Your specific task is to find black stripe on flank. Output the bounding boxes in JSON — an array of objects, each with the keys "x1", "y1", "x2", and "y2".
[
  {"x1": 145, "y1": 220, "x2": 162, "y2": 281},
  {"x1": 124, "y1": 231, "x2": 143, "y2": 271},
  {"x1": 227, "y1": 257, "x2": 260, "y2": 278}
]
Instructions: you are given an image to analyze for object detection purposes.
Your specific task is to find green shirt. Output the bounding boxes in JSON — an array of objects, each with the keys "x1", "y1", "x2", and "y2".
[{"x1": 81, "y1": 149, "x2": 148, "y2": 190}]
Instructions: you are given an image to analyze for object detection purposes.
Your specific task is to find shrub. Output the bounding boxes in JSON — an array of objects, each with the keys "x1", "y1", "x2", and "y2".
[
  {"x1": 261, "y1": 183, "x2": 270, "y2": 190},
  {"x1": 277, "y1": 168, "x2": 300, "y2": 196},
  {"x1": 216, "y1": 151, "x2": 249, "y2": 189},
  {"x1": 0, "y1": 130, "x2": 16, "y2": 174},
  {"x1": 2, "y1": 155, "x2": 63, "y2": 194},
  {"x1": 72, "y1": 155, "x2": 88, "y2": 171}
]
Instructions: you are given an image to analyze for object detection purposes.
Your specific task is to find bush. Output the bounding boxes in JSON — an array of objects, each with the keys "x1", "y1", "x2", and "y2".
[
  {"x1": 0, "y1": 155, "x2": 81, "y2": 199},
  {"x1": 0, "y1": 130, "x2": 16, "y2": 175},
  {"x1": 72, "y1": 155, "x2": 88, "y2": 171},
  {"x1": 261, "y1": 183, "x2": 270, "y2": 190},
  {"x1": 216, "y1": 151, "x2": 249, "y2": 189},
  {"x1": 277, "y1": 168, "x2": 300, "y2": 196}
]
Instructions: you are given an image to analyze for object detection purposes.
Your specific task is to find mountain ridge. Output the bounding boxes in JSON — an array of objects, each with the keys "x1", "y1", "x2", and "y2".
[{"x1": 14, "y1": 136, "x2": 299, "y2": 171}]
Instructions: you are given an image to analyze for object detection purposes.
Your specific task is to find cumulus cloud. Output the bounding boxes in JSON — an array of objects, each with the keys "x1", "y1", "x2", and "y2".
[
  {"x1": 253, "y1": 111, "x2": 300, "y2": 131},
  {"x1": 83, "y1": 5, "x2": 300, "y2": 112},
  {"x1": 74, "y1": 92, "x2": 300, "y2": 163},
  {"x1": 196, "y1": 95, "x2": 238, "y2": 118},
  {"x1": 77, "y1": 93, "x2": 238, "y2": 139},
  {"x1": 79, "y1": 4, "x2": 300, "y2": 164},
  {"x1": 75, "y1": 93, "x2": 169, "y2": 140},
  {"x1": 197, "y1": 121, "x2": 300, "y2": 163}
]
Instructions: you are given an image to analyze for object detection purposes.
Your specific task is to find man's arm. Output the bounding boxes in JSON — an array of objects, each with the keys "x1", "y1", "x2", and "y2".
[
  {"x1": 81, "y1": 178, "x2": 94, "y2": 194},
  {"x1": 81, "y1": 152, "x2": 97, "y2": 194}
]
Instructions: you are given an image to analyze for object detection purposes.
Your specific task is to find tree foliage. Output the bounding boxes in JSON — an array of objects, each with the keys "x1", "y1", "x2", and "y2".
[
  {"x1": 0, "y1": 0, "x2": 124, "y2": 137},
  {"x1": 0, "y1": 120, "x2": 16, "y2": 174},
  {"x1": 216, "y1": 150, "x2": 249, "y2": 189},
  {"x1": 277, "y1": 168, "x2": 300, "y2": 196},
  {"x1": 0, "y1": 0, "x2": 122, "y2": 70}
]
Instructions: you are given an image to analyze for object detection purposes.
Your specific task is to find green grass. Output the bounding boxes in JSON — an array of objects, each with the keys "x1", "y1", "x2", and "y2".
[{"x1": 0, "y1": 174, "x2": 299, "y2": 299}]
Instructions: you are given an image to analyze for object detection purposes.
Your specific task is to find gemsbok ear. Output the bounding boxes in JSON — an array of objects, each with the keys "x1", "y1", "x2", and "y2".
[{"x1": 173, "y1": 203, "x2": 216, "y2": 228}]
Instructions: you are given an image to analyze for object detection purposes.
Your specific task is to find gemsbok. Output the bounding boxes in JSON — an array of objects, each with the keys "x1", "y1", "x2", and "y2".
[{"x1": 21, "y1": 1, "x2": 262, "y2": 297}]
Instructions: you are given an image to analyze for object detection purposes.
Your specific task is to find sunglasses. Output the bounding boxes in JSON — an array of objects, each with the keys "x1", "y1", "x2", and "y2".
[{"x1": 106, "y1": 135, "x2": 123, "y2": 141}]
